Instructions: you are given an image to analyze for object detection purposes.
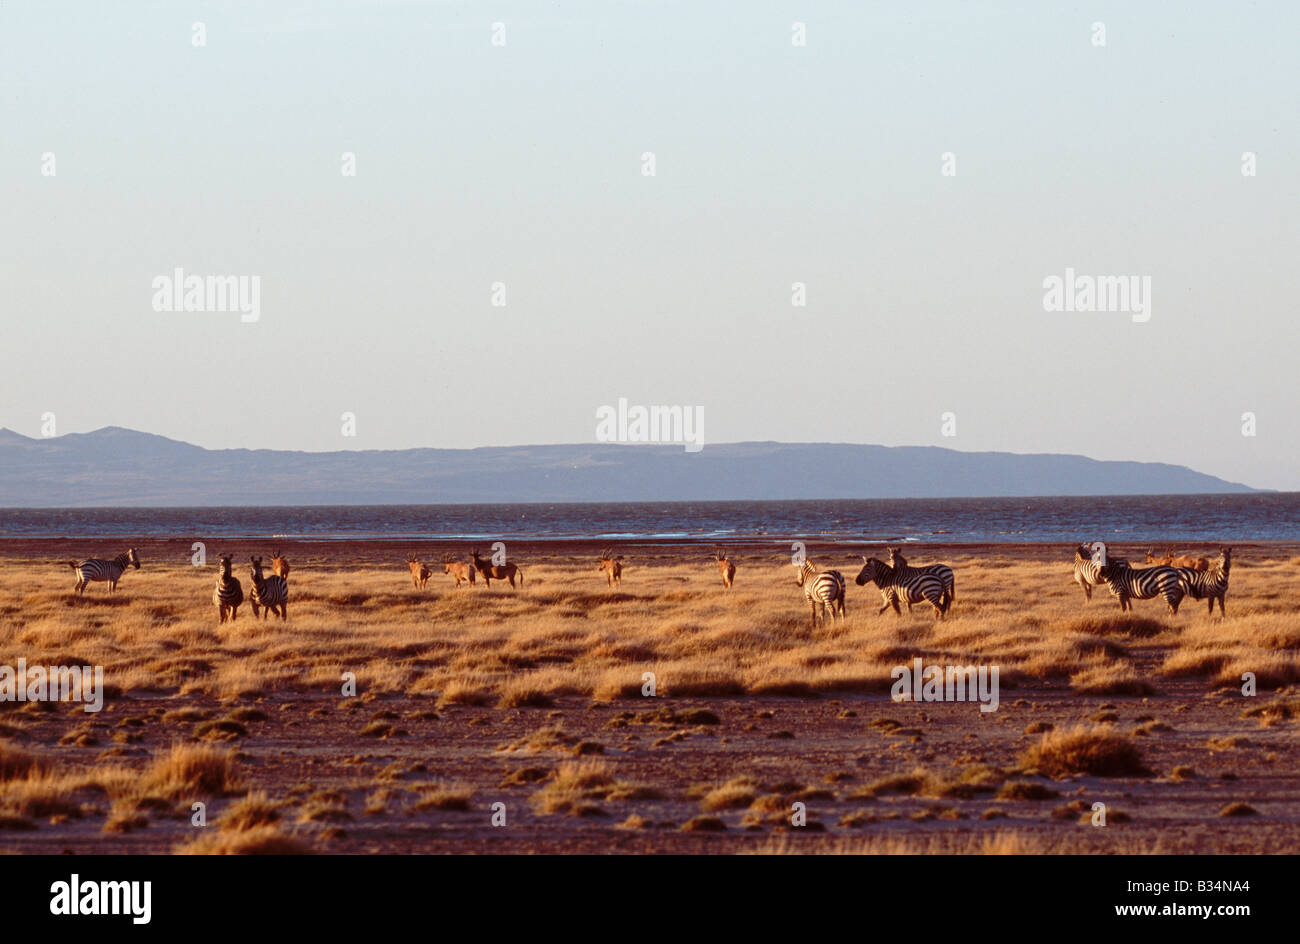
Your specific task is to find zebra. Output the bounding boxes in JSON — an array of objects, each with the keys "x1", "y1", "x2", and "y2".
[
  {"x1": 1096, "y1": 559, "x2": 1185, "y2": 615},
  {"x1": 1072, "y1": 544, "x2": 1128, "y2": 602},
  {"x1": 886, "y1": 548, "x2": 955, "y2": 614},
  {"x1": 794, "y1": 559, "x2": 845, "y2": 627},
  {"x1": 66, "y1": 548, "x2": 139, "y2": 594},
  {"x1": 249, "y1": 555, "x2": 288, "y2": 620},
  {"x1": 213, "y1": 553, "x2": 244, "y2": 623},
  {"x1": 1176, "y1": 547, "x2": 1232, "y2": 616},
  {"x1": 855, "y1": 557, "x2": 948, "y2": 619}
]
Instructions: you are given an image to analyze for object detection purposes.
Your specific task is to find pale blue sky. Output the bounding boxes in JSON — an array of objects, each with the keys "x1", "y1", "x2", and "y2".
[{"x1": 2, "y1": 1, "x2": 1296, "y2": 488}]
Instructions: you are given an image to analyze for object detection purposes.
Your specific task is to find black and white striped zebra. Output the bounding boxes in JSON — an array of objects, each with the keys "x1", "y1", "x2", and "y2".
[
  {"x1": 1096, "y1": 559, "x2": 1185, "y2": 615},
  {"x1": 1176, "y1": 547, "x2": 1232, "y2": 616},
  {"x1": 213, "y1": 554, "x2": 244, "y2": 623},
  {"x1": 1072, "y1": 544, "x2": 1128, "y2": 602},
  {"x1": 66, "y1": 548, "x2": 139, "y2": 594},
  {"x1": 794, "y1": 559, "x2": 846, "y2": 627},
  {"x1": 886, "y1": 548, "x2": 955, "y2": 614},
  {"x1": 855, "y1": 557, "x2": 948, "y2": 619},
  {"x1": 249, "y1": 555, "x2": 288, "y2": 620}
]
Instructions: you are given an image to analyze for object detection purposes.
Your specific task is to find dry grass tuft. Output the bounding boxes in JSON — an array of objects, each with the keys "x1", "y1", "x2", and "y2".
[
  {"x1": 411, "y1": 782, "x2": 473, "y2": 812},
  {"x1": 1218, "y1": 802, "x2": 1259, "y2": 817},
  {"x1": 178, "y1": 825, "x2": 313, "y2": 854},
  {"x1": 1020, "y1": 725, "x2": 1150, "y2": 778},
  {"x1": 1069, "y1": 664, "x2": 1154, "y2": 696},
  {"x1": 0, "y1": 742, "x2": 44, "y2": 782},
  {"x1": 140, "y1": 743, "x2": 242, "y2": 799},
  {"x1": 218, "y1": 791, "x2": 281, "y2": 830}
]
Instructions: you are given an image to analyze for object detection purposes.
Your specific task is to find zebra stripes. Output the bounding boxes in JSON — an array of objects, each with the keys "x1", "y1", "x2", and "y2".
[
  {"x1": 1176, "y1": 547, "x2": 1232, "y2": 615},
  {"x1": 1096, "y1": 559, "x2": 1185, "y2": 615},
  {"x1": 1072, "y1": 545, "x2": 1128, "y2": 602},
  {"x1": 213, "y1": 554, "x2": 244, "y2": 623},
  {"x1": 855, "y1": 557, "x2": 949, "y2": 619},
  {"x1": 67, "y1": 548, "x2": 139, "y2": 594},
  {"x1": 794, "y1": 559, "x2": 845, "y2": 627},
  {"x1": 249, "y1": 556, "x2": 289, "y2": 620},
  {"x1": 887, "y1": 548, "x2": 955, "y2": 614}
]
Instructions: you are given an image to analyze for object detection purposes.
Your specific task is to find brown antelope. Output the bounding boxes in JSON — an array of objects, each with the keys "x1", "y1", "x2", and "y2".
[
  {"x1": 1144, "y1": 549, "x2": 1175, "y2": 566},
  {"x1": 1170, "y1": 552, "x2": 1209, "y2": 570},
  {"x1": 471, "y1": 548, "x2": 523, "y2": 589},
  {"x1": 598, "y1": 549, "x2": 623, "y2": 588},
  {"x1": 443, "y1": 555, "x2": 476, "y2": 587},
  {"x1": 715, "y1": 548, "x2": 736, "y2": 589},
  {"x1": 271, "y1": 550, "x2": 290, "y2": 579},
  {"x1": 407, "y1": 555, "x2": 432, "y2": 589}
]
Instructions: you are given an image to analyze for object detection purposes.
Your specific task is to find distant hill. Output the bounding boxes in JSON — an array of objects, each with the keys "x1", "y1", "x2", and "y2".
[{"x1": 0, "y1": 427, "x2": 1259, "y2": 506}]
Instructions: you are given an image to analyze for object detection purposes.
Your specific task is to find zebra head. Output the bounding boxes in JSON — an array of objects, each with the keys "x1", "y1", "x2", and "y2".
[
  {"x1": 217, "y1": 553, "x2": 234, "y2": 577},
  {"x1": 855, "y1": 556, "x2": 888, "y2": 586},
  {"x1": 249, "y1": 556, "x2": 265, "y2": 582},
  {"x1": 1219, "y1": 547, "x2": 1233, "y2": 573},
  {"x1": 887, "y1": 547, "x2": 907, "y2": 569},
  {"x1": 127, "y1": 548, "x2": 140, "y2": 569}
]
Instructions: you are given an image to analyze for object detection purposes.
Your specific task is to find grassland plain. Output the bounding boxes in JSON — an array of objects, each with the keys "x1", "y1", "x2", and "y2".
[{"x1": 0, "y1": 539, "x2": 1296, "y2": 854}]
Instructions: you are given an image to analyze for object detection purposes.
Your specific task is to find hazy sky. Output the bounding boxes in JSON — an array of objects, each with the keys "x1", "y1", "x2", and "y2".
[{"x1": 2, "y1": 2, "x2": 1297, "y2": 489}]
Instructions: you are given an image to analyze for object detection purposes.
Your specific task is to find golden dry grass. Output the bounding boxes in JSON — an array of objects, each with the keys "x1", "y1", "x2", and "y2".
[
  {"x1": 0, "y1": 543, "x2": 1296, "y2": 853},
  {"x1": 3, "y1": 549, "x2": 1296, "y2": 708}
]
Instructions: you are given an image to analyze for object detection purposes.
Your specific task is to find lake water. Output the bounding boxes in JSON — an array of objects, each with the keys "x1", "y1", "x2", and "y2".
[{"x1": 1, "y1": 494, "x2": 1297, "y2": 543}]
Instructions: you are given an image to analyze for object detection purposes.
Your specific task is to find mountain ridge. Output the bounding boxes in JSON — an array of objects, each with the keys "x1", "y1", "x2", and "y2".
[{"x1": 0, "y1": 427, "x2": 1260, "y2": 506}]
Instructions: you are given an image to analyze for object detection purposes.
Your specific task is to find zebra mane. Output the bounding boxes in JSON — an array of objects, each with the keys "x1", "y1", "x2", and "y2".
[{"x1": 861, "y1": 557, "x2": 894, "y2": 577}]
